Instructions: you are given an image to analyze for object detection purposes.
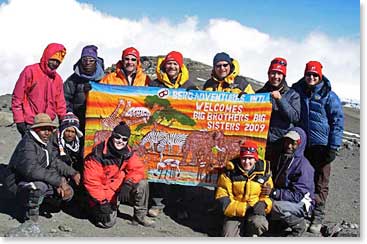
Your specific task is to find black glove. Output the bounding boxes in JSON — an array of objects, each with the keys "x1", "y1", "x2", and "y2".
[
  {"x1": 118, "y1": 182, "x2": 134, "y2": 203},
  {"x1": 186, "y1": 85, "x2": 199, "y2": 91},
  {"x1": 16, "y1": 122, "x2": 27, "y2": 136},
  {"x1": 95, "y1": 202, "x2": 112, "y2": 223},
  {"x1": 252, "y1": 201, "x2": 267, "y2": 216},
  {"x1": 83, "y1": 83, "x2": 92, "y2": 93},
  {"x1": 325, "y1": 148, "x2": 337, "y2": 163}
]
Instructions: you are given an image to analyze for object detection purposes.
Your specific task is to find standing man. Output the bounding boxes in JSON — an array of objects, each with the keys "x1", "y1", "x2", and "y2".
[
  {"x1": 63, "y1": 45, "x2": 105, "y2": 135},
  {"x1": 215, "y1": 141, "x2": 273, "y2": 237},
  {"x1": 12, "y1": 43, "x2": 67, "y2": 136},
  {"x1": 203, "y1": 52, "x2": 254, "y2": 94},
  {"x1": 8, "y1": 113, "x2": 80, "y2": 222},
  {"x1": 100, "y1": 47, "x2": 150, "y2": 86},
  {"x1": 292, "y1": 61, "x2": 344, "y2": 233},
  {"x1": 83, "y1": 122, "x2": 155, "y2": 228},
  {"x1": 256, "y1": 57, "x2": 300, "y2": 167}
]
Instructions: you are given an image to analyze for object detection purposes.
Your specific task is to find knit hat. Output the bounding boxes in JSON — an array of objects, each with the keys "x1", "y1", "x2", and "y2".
[
  {"x1": 60, "y1": 112, "x2": 83, "y2": 138},
  {"x1": 112, "y1": 121, "x2": 131, "y2": 138},
  {"x1": 268, "y1": 57, "x2": 287, "y2": 76},
  {"x1": 122, "y1": 47, "x2": 140, "y2": 61},
  {"x1": 239, "y1": 141, "x2": 259, "y2": 160},
  {"x1": 213, "y1": 52, "x2": 232, "y2": 66},
  {"x1": 31, "y1": 113, "x2": 58, "y2": 129},
  {"x1": 163, "y1": 51, "x2": 184, "y2": 67},
  {"x1": 283, "y1": 130, "x2": 301, "y2": 145},
  {"x1": 50, "y1": 50, "x2": 66, "y2": 62},
  {"x1": 81, "y1": 45, "x2": 98, "y2": 59},
  {"x1": 304, "y1": 61, "x2": 323, "y2": 78}
]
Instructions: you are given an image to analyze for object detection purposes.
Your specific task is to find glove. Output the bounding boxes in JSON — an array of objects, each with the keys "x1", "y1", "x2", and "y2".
[
  {"x1": 118, "y1": 182, "x2": 134, "y2": 203},
  {"x1": 260, "y1": 183, "x2": 272, "y2": 197},
  {"x1": 186, "y1": 85, "x2": 199, "y2": 91},
  {"x1": 95, "y1": 202, "x2": 112, "y2": 223},
  {"x1": 252, "y1": 201, "x2": 267, "y2": 216},
  {"x1": 83, "y1": 83, "x2": 92, "y2": 92},
  {"x1": 16, "y1": 122, "x2": 27, "y2": 136},
  {"x1": 325, "y1": 148, "x2": 337, "y2": 163}
]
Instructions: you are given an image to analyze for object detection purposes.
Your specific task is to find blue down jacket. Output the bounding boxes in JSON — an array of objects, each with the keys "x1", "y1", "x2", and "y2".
[{"x1": 292, "y1": 76, "x2": 344, "y2": 150}]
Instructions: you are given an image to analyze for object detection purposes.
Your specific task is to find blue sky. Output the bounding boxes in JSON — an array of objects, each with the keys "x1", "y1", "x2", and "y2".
[
  {"x1": 78, "y1": 0, "x2": 360, "y2": 40},
  {"x1": 0, "y1": 0, "x2": 361, "y2": 100}
]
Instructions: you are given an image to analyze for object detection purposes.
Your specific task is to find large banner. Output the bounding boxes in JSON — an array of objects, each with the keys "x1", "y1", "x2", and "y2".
[{"x1": 85, "y1": 82, "x2": 272, "y2": 187}]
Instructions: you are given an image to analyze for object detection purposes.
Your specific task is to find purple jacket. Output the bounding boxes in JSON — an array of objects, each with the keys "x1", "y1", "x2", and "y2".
[{"x1": 271, "y1": 127, "x2": 315, "y2": 208}]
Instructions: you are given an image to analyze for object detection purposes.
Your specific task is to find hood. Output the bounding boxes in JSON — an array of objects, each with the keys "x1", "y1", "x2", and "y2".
[
  {"x1": 155, "y1": 56, "x2": 190, "y2": 88},
  {"x1": 39, "y1": 43, "x2": 66, "y2": 78},
  {"x1": 287, "y1": 127, "x2": 307, "y2": 158},
  {"x1": 211, "y1": 59, "x2": 240, "y2": 85}
]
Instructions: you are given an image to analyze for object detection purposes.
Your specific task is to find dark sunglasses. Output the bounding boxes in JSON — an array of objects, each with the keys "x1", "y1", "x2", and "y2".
[
  {"x1": 124, "y1": 57, "x2": 137, "y2": 62},
  {"x1": 240, "y1": 147, "x2": 257, "y2": 153},
  {"x1": 305, "y1": 72, "x2": 319, "y2": 78},
  {"x1": 215, "y1": 63, "x2": 229, "y2": 69},
  {"x1": 271, "y1": 59, "x2": 287, "y2": 66},
  {"x1": 112, "y1": 133, "x2": 129, "y2": 141},
  {"x1": 81, "y1": 57, "x2": 96, "y2": 63}
]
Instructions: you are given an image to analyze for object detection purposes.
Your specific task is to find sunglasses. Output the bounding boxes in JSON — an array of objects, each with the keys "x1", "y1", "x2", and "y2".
[
  {"x1": 305, "y1": 73, "x2": 319, "y2": 78},
  {"x1": 124, "y1": 57, "x2": 137, "y2": 62},
  {"x1": 271, "y1": 60, "x2": 287, "y2": 66},
  {"x1": 81, "y1": 57, "x2": 96, "y2": 63},
  {"x1": 240, "y1": 147, "x2": 257, "y2": 153},
  {"x1": 112, "y1": 133, "x2": 129, "y2": 142},
  {"x1": 215, "y1": 63, "x2": 230, "y2": 69}
]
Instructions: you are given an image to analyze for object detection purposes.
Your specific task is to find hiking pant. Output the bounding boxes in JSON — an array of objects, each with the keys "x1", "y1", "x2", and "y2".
[
  {"x1": 305, "y1": 146, "x2": 333, "y2": 223},
  {"x1": 18, "y1": 181, "x2": 73, "y2": 220},
  {"x1": 222, "y1": 215, "x2": 269, "y2": 237}
]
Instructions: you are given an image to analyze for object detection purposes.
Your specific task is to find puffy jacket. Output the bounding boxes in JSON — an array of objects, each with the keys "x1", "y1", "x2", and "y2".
[
  {"x1": 292, "y1": 76, "x2": 344, "y2": 150},
  {"x1": 11, "y1": 43, "x2": 67, "y2": 124},
  {"x1": 83, "y1": 139, "x2": 145, "y2": 204},
  {"x1": 271, "y1": 127, "x2": 315, "y2": 211},
  {"x1": 148, "y1": 56, "x2": 197, "y2": 89},
  {"x1": 63, "y1": 57, "x2": 105, "y2": 131},
  {"x1": 100, "y1": 60, "x2": 150, "y2": 86},
  {"x1": 256, "y1": 80, "x2": 300, "y2": 143},
  {"x1": 8, "y1": 130, "x2": 77, "y2": 187},
  {"x1": 203, "y1": 59, "x2": 254, "y2": 94},
  {"x1": 215, "y1": 158, "x2": 273, "y2": 217}
]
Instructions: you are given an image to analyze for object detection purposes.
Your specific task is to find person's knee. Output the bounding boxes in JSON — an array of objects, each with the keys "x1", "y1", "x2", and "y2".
[{"x1": 246, "y1": 215, "x2": 269, "y2": 236}]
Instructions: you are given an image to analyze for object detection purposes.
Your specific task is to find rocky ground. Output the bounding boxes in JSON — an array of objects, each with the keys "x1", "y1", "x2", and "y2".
[{"x1": 0, "y1": 94, "x2": 361, "y2": 238}]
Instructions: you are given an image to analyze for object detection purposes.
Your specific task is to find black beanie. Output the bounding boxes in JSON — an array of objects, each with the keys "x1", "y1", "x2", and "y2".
[{"x1": 112, "y1": 121, "x2": 131, "y2": 138}]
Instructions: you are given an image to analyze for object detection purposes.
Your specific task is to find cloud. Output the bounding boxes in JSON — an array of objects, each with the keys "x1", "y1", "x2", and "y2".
[{"x1": 0, "y1": 0, "x2": 360, "y2": 100}]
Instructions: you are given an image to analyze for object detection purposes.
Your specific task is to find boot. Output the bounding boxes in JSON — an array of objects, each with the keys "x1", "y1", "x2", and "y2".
[
  {"x1": 25, "y1": 207, "x2": 39, "y2": 223},
  {"x1": 285, "y1": 215, "x2": 307, "y2": 237},
  {"x1": 132, "y1": 215, "x2": 156, "y2": 227},
  {"x1": 309, "y1": 203, "x2": 325, "y2": 234}
]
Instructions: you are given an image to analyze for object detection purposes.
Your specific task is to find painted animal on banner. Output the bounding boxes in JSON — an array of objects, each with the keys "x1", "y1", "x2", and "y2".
[{"x1": 157, "y1": 133, "x2": 188, "y2": 155}]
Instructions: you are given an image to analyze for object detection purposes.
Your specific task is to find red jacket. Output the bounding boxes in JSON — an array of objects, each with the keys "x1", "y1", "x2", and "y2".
[
  {"x1": 83, "y1": 139, "x2": 145, "y2": 204},
  {"x1": 11, "y1": 43, "x2": 67, "y2": 124}
]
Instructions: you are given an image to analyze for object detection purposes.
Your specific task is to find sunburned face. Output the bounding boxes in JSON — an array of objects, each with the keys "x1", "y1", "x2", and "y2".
[
  {"x1": 34, "y1": 126, "x2": 55, "y2": 143},
  {"x1": 63, "y1": 127, "x2": 77, "y2": 143},
  {"x1": 268, "y1": 71, "x2": 284, "y2": 87},
  {"x1": 122, "y1": 55, "x2": 138, "y2": 74},
  {"x1": 305, "y1": 72, "x2": 321, "y2": 87},
  {"x1": 240, "y1": 157, "x2": 256, "y2": 171},
  {"x1": 214, "y1": 61, "x2": 230, "y2": 80}
]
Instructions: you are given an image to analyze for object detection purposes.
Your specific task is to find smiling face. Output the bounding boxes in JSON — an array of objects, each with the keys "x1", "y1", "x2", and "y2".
[
  {"x1": 214, "y1": 61, "x2": 231, "y2": 79},
  {"x1": 164, "y1": 60, "x2": 180, "y2": 80},
  {"x1": 112, "y1": 133, "x2": 129, "y2": 150},
  {"x1": 305, "y1": 72, "x2": 321, "y2": 86},
  {"x1": 122, "y1": 54, "x2": 138, "y2": 74},
  {"x1": 268, "y1": 71, "x2": 284, "y2": 87},
  {"x1": 240, "y1": 157, "x2": 256, "y2": 171}
]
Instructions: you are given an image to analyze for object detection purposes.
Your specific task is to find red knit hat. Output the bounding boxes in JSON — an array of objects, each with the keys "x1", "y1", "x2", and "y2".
[
  {"x1": 304, "y1": 61, "x2": 323, "y2": 78},
  {"x1": 240, "y1": 141, "x2": 259, "y2": 160},
  {"x1": 122, "y1": 47, "x2": 140, "y2": 61},
  {"x1": 163, "y1": 51, "x2": 183, "y2": 67},
  {"x1": 268, "y1": 57, "x2": 287, "y2": 76}
]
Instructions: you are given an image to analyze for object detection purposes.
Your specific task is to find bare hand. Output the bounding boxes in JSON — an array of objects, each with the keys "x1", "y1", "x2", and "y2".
[
  {"x1": 73, "y1": 172, "x2": 81, "y2": 186},
  {"x1": 260, "y1": 183, "x2": 272, "y2": 197},
  {"x1": 271, "y1": 91, "x2": 282, "y2": 100}
]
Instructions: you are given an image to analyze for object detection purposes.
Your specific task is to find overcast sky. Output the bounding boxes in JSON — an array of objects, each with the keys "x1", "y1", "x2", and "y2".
[{"x1": 0, "y1": 0, "x2": 361, "y2": 101}]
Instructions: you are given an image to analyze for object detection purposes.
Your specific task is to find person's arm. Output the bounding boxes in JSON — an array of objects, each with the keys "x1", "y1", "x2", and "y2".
[
  {"x1": 63, "y1": 78, "x2": 75, "y2": 112},
  {"x1": 123, "y1": 153, "x2": 145, "y2": 184},
  {"x1": 83, "y1": 157, "x2": 108, "y2": 203},
  {"x1": 11, "y1": 67, "x2": 29, "y2": 123},
  {"x1": 326, "y1": 92, "x2": 344, "y2": 150},
  {"x1": 54, "y1": 76, "x2": 67, "y2": 119},
  {"x1": 276, "y1": 89, "x2": 301, "y2": 124}
]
